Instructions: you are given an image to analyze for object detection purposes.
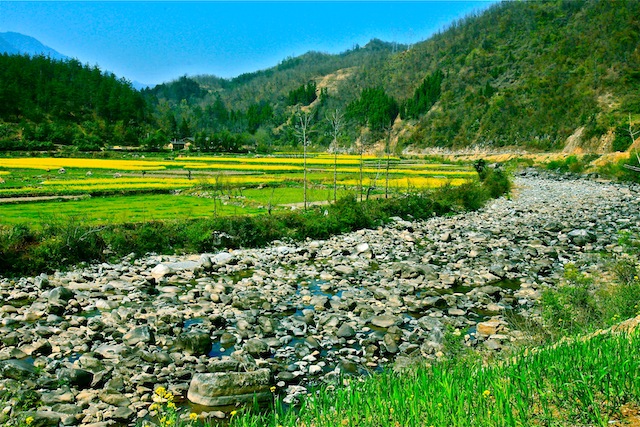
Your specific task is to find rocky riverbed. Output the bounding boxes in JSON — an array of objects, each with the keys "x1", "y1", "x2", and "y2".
[{"x1": 1, "y1": 171, "x2": 639, "y2": 426}]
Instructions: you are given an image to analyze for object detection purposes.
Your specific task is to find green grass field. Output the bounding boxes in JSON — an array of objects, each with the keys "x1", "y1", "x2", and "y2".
[{"x1": 0, "y1": 153, "x2": 473, "y2": 226}]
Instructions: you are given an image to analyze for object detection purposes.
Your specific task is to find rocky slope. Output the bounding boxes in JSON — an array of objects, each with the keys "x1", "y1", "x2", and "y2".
[{"x1": 1, "y1": 172, "x2": 639, "y2": 425}]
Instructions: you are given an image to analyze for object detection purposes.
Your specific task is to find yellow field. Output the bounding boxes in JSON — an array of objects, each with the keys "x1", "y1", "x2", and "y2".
[
  {"x1": 0, "y1": 154, "x2": 480, "y2": 225},
  {"x1": 338, "y1": 176, "x2": 468, "y2": 188},
  {"x1": 335, "y1": 167, "x2": 475, "y2": 176},
  {"x1": 37, "y1": 175, "x2": 286, "y2": 192},
  {"x1": 0, "y1": 154, "x2": 476, "y2": 200},
  {"x1": 186, "y1": 162, "x2": 303, "y2": 171},
  {"x1": 181, "y1": 156, "x2": 362, "y2": 166},
  {"x1": 0, "y1": 158, "x2": 168, "y2": 171}
]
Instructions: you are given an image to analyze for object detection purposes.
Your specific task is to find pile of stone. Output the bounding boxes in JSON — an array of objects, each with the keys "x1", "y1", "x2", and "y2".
[{"x1": 0, "y1": 174, "x2": 638, "y2": 425}]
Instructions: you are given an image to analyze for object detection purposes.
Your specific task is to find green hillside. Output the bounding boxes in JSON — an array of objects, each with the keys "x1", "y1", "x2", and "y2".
[
  {"x1": 145, "y1": 0, "x2": 640, "y2": 153},
  {"x1": 397, "y1": 0, "x2": 640, "y2": 150}
]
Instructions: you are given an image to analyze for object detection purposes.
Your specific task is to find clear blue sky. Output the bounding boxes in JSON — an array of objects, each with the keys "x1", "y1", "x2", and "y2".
[{"x1": 0, "y1": 1, "x2": 497, "y2": 86}]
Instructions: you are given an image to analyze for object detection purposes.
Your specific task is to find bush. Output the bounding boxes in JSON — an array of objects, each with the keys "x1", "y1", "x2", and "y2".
[
  {"x1": 541, "y1": 251, "x2": 640, "y2": 340},
  {"x1": 541, "y1": 263, "x2": 601, "y2": 338},
  {"x1": 612, "y1": 124, "x2": 633, "y2": 152},
  {"x1": 481, "y1": 168, "x2": 511, "y2": 198}
]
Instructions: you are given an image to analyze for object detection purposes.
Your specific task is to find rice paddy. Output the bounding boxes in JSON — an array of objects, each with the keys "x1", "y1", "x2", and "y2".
[{"x1": 0, "y1": 153, "x2": 475, "y2": 225}]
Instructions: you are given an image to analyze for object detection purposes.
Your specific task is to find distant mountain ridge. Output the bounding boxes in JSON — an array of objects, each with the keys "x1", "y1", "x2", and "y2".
[{"x1": 0, "y1": 31, "x2": 68, "y2": 60}]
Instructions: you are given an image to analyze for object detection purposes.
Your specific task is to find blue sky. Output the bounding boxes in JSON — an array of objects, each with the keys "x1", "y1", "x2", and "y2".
[{"x1": 0, "y1": 1, "x2": 497, "y2": 86}]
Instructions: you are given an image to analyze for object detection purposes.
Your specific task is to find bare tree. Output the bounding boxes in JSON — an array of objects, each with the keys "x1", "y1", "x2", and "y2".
[
  {"x1": 327, "y1": 109, "x2": 344, "y2": 202},
  {"x1": 295, "y1": 110, "x2": 313, "y2": 210},
  {"x1": 357, "y1": 131, "x2": 369, "y2": 202},
  {"x1": 384, "y1": 123, "x2": 393, "y2": 199}
]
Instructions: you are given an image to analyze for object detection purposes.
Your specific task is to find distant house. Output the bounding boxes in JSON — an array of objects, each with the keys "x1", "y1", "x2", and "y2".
[{"x1": 167, "y1": 137, "x2": 194, "y2": 151}]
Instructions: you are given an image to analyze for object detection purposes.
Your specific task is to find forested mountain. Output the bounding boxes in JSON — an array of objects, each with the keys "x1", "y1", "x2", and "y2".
[
  {"x1": 0, "y1": 54, "x2": 149, "y2": 151},
  {"x1": 145, "y1": 0, "x2": 640, "y2": 153},
  {"x1": 1, "y1": 0, "x2": 639, "y2": 153}
]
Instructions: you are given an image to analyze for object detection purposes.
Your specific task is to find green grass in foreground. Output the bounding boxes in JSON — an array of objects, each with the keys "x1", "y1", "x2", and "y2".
[
  {"x1": 243, "y1": 332, "x2": 640, "y2": 427},
  {"x1": 0, "y1": 187, "x2": 357, "y2": 226},
  {"x1": 143, "y1": 330, "x2": 639, "y2": 427},
  {"x1": 0, "y1": 194, "x2": 262, "y2": 226}
]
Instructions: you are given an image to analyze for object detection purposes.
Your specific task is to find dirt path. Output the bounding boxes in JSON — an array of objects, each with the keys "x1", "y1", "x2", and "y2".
[{"x1": 0, "y1": 194, "x2": 89, "y2": 204}]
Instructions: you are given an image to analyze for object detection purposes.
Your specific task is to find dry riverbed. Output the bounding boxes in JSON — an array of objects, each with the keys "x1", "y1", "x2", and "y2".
[{"x1": 1, "y1": 170, "x2": 639, "y2": 425}]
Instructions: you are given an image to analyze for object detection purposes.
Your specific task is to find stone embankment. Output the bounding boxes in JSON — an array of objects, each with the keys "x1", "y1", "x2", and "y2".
[{"x1": 1, "y1": 171, "x2": 639, "y2": 425}]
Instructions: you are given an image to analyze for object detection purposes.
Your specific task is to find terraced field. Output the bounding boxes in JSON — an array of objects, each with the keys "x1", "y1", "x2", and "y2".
[{"x1": 0, "y1": 154, "x2": 474, "y2": 225}]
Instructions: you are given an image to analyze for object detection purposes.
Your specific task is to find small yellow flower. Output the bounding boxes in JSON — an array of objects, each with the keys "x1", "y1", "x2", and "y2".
[
  {"x1": 230, "y1": 410, "x2": 238, "y2": 417},
  {"x1": 341, "y1": 419, "x2": 349, "y2": 426},
  {"x1": 167, "y1": 401, "x2": 176, "y2": 410},
  {"x1": 189, "y1": 413, "x2": 198, "y2": 421},
  {"x1": 155, "y1": 386, "x2": 166, "y2": 396},
  {"x1": 483, "y1": 389, "x2": 491, "y2": 398},
  {"x1": 149, "y1": 403, "x2": 159, "y2": 411},
  {"x1": 389, "y1": 407, "x2": 394, "y2": 413},
  {"x1": 270, "y1": 386, "x2": 277, "y2": 393},
  {"x1": 25, "y1": 417, "x2": 34, "y2": 426}
]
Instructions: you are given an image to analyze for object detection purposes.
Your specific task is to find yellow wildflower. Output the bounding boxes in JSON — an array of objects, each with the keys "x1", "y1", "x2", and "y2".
[
  {"x1": 149, "y1": 403, "x2": 159, "y2": 411},
  {"x1": 230, "y1": 410, "x2": 238, "y2": 417},
  {"x1": 167, "y1": 401, "x2": 176, "y2": 410},
  {"x1": 155, "y1": 386, "x2": 166, "y2": 396},
  {"x1": 25, "y1": 417, "x2": 34, "y2": 426},
  {"x1": 483, "y1": 389, "x2": 491, "y2": 398},
  {"x1": 189, "y1": 413, "x2": 198, "y2": 421},
  {"x1": 341, "y1": 419, "x2": 349, "y2": 426},
  {"x1": 270, "y1": 386, "x2": 277, "y2": 393}
]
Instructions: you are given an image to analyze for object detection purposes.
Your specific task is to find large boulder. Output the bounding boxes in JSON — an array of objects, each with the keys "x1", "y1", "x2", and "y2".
[
  {"x1": 46, "y1": 287, "x2": 74, "y2": 306},
  {"x1": 57, "y1": 367, "x2": 94, "y2": 389},
  {"x1": 150, "y1": 264, "x2": 173, "y2": 280},
  {"x1": 370, "y1": 314, "x2": 400, "y2": 329},
  {"x1": 123, "y1": 326, "x2": 154, "y2": 346},
  {"x1": 187, "y1": 369, "x2": 271, "y2": 407},
  {"x1": 567, "y1": 229, "x2": 596, "y2": 246},
  {"x1": 243, "y1": 338, "x2": 270, "y2": 357},
  {"x1": 176, "y1": 330, "x2": 212, "y2": 355},
  {"x1": 0, "y1": 359, "x2": 39, "y2": 380}
]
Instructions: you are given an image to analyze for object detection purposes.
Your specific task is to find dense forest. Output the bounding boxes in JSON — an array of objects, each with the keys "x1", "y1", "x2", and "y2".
[
  {"x1": 1, "y1": 0, "x2": 639, "y2": 153},
  {"x1": 0, "y1": 54, "x2": 149, "y2": 151}
]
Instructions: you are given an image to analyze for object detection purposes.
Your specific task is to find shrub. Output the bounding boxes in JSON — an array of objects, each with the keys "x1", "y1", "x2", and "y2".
[
  {"x1": 541, "y1": 249, "x2": 640, "y2": 339},
  {"x1": 612, "y1": 123, "x2": 633, "y2": 152},
  {"x1": 481, "y1": 168, "x2": 511, "y2": 198}
]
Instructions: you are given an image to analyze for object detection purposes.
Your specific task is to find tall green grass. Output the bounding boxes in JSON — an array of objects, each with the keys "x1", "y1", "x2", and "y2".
[
  {"x1": 226, "y1": 330, "x2": 640, "y2": 427},
  {"x1": 147, "y1": 328, "x2": 639, "y2": 427}
]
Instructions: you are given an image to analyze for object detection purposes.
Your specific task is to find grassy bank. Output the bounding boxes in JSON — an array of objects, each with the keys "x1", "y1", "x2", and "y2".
[
  {"x1": 0, "y1": 167, "x2": 509, "y2": 277},
  {"x1": 224, "y1": 330, "x2": 640, "y2": 427}
]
